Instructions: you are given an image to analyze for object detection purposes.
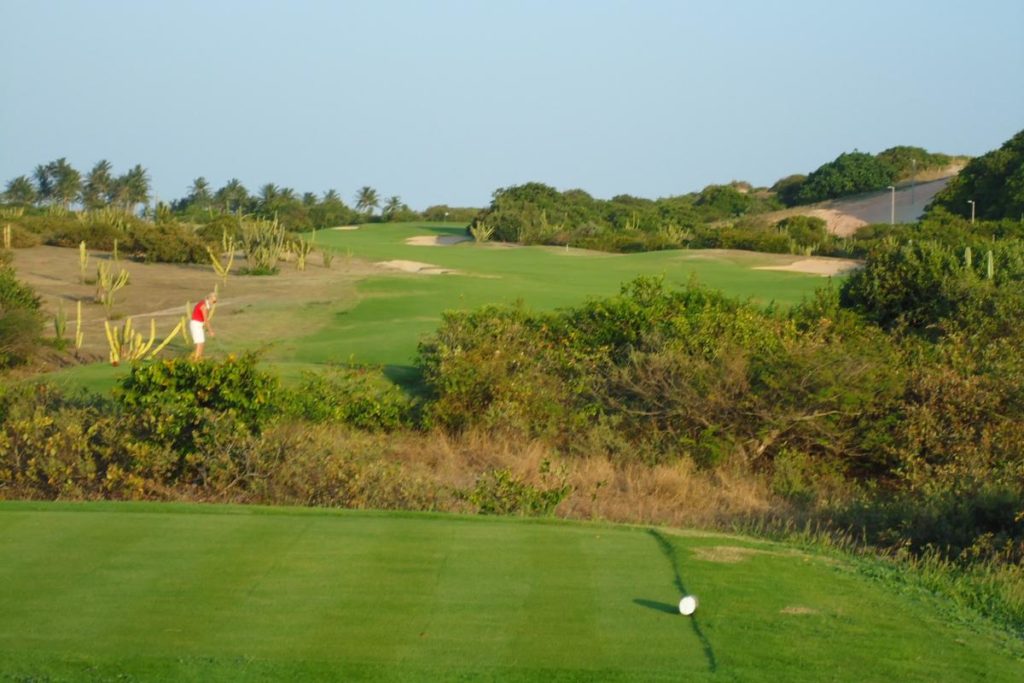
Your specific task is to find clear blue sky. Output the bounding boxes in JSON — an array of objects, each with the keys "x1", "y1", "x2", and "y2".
[{"x1": 2, "y1": 0, "x2": 1022, "y2": 209}]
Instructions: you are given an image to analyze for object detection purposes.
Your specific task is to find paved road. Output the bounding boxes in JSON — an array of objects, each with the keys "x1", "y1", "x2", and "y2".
[{"x1": 829, "y1": 177, "x2": 951, "y2": 225}]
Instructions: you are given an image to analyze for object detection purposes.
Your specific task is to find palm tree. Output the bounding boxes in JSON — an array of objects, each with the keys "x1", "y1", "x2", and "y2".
[
  {"x1": 355, "y1": 186, "x2": 379, "y2": 217},
  {"x1": 120, "y1": 164, "x2": 150, "y2": 214},
  {"x1": 47, "y1": 158, "x2": 82, "y2": 209},
  {"x1": 33, "y1": 164, "x2": 53, "y2": 206},
  {"x1": 189, "y1": 177, "x2": 212, "y2": 208},
  {"x1": 322, "y1": 189, "x2": 342, "y2": 205},
  {"x1": 3, "y1": 175, "x2": 37, "y2": 205},
  {"x1": 258, "y1": 183, "x2": 280, "y2": 212},
  {"x1": 382, "y1": 195, "x2": 403, "y2": 221},
  {"x1": 215, "y1": 178, "x2": 249, "y2": 213},
  {"x1": 83, "y1": 160, "x2": 114, "y2": 210}
]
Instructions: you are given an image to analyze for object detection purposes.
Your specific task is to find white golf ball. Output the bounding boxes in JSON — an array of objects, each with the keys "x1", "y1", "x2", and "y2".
[{"x1": 678, "y1": 595, "x2": 698, "y2": 616}]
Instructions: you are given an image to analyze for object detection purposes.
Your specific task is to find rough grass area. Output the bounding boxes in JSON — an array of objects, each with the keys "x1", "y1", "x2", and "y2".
[{"x1": 1, "y1": 502, "x2": 1020, "y2": 682}]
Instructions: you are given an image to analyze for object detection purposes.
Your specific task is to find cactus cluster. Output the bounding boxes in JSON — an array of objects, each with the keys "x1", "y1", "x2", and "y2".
[
  {"x1": 292, "y1": 232, "x2": 315, "y2": 271},
  {"x1": 104, "y1": 317, "x2": 186, "y2": 366},
  {"x1": 95, "y1": 260, "x2": 130, "y2": 314},
  {"x1": 208, "y1": 229, "x2": 237, "y2": 285},
  {"x1": 239, "y1": 215, "x2": 286, "y2": 272}
]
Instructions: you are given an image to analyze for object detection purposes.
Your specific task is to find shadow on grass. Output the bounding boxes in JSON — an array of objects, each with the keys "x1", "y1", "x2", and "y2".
[
  {"x1": 647, "y1": 529, "x2": 718, "y2": 673},
  {"x1": 633, "y1": 598, "x2": 680, "y2": 615},
  {"x1": 383, "y1": 364, "x2": 426, "y2": 396}
]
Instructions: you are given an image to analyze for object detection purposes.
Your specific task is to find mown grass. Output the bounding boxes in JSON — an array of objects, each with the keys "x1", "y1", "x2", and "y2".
[{"x1": 0, "y1": 502, "x2": 1019, "y2": 682}]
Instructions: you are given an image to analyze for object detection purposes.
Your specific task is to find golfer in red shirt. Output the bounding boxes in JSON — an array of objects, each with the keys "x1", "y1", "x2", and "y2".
[{"x1": 190, "y1": 292, "x2": 217, "y2": 360}]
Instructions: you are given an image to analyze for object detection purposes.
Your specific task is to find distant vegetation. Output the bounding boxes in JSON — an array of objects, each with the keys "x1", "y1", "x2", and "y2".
[
  {"x1": 2, "y1": 160, "x2": 471, "y2": 236},
  {"x1": 927, "y1": 129, "x2": 1024, "y2": 221}
]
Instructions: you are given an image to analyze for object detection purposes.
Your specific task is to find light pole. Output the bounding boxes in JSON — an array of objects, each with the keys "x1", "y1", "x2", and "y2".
[
  {"x1": 910, "y1": 158, "x2": 917, "y2": 208},
  {"x1": 967, "y1": 200, "x2": 975, "y2": 224},
  {"x1": 888, "y1": 185, "x2": 896, "y2": 225}
]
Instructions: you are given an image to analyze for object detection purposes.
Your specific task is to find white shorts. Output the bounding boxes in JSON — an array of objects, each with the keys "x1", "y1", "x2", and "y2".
[{"x1": 189, "y1": 319, "x2": 205, "y2": 344}]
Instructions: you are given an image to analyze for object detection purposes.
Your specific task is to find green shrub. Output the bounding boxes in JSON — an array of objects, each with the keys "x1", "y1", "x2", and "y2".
[
  {"x1": 45, "y1": 220, "x2": 123, "y2": 249},
  {"x1": 0, "y1": 264, "x2": 42, "y2": 369},
  {"x1": 115, "y1": 353, "x2": 280, "y2": 477},
  {"x1": 1, "y1": 223, "x2": 41, "y2": 248},
  {"x1": 467, "y1": 463, "x2": 571, "y2": 516},
  {"x1": 287, "y1": 366, "x2": 415, "y2": 431},
  {"x1": 796, "y1": 151, "x2": 898, "y2": 204},
  {"x1": 125, "y1": 222, "x2": 208, "y2": 263}
]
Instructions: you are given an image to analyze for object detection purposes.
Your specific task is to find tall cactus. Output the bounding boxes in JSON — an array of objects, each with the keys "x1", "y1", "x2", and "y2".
[
  {"x1": 292, "y1": 234, "x2": 315, "y2": 271},
  {"x1": 74, "y1": 300, "x2": 84, "y2": 351},
  {"x1": 95, "y1": 260, "x2": 130, "y2": 314},
  {"x1": 79, "y1": 241, "x2": 90, "y2": 284},
  {"x1": 104, "y1": 317, "x2": 186, "y2": 366}
]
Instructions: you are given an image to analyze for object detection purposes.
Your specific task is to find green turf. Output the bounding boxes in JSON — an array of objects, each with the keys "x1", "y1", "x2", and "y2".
[
  {"x1": 283, "y1": 223, "x2": 833, "y2": 368},
  {"x1": 0, "y1": 502, "x2": 1019, "y2": 681}
]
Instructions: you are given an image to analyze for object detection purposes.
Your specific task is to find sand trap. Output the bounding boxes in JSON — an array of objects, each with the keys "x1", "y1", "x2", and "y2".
[
  {"x1": 376, "y1": 259, "x2": 457, "y2": 275},
  {"x1": 754, "y1": 257, "x2": 861, "y2": 277},
  {"x1": 405, "y1": 235, "x2": 471, "y2": 246},
  {"x1": 329, "y1": 225, "x2": 360, "y2": 231}
]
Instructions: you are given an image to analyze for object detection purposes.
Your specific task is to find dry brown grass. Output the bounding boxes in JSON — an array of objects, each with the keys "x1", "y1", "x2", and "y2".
[{"x1": 372, "y1": 429, "x2": 786, "y2": 529}]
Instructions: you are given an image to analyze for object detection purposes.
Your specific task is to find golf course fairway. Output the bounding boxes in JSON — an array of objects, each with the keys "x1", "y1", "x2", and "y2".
[{"x1": 1, "y1": 502, "x2": 1019, "y2": 681}]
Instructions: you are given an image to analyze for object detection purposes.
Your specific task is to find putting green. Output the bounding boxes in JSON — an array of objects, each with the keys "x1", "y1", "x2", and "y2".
[{"x1": 0, "y1": 502, "x2": 1018, "y2": 681}]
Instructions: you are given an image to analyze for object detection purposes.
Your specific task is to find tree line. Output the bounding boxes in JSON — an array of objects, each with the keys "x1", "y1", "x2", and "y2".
[{"x1": 2, "y1": 159, "x2": 479, "y2": 231}]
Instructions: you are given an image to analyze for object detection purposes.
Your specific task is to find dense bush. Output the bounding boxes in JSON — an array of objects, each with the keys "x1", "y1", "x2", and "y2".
[
  {"x1": 125, "y1": 221, "x2": 209, "y2": 263},
  {"x1": 0, "y1": 257, "x2": 43, "y2": 368},
  {"x1": 927, "y1": 128, "x2": 1024, "y2": 221},
  {"x1": 796, "y1": 151, "x2": 897, "y2": 204},
  {"x1": 418, "y1": 273, "x2": 1023, "y2": 563},
  {"x1": 875, "y1": 145, "x2": 954, "y2": 179},
  {"x1": 840, "y1": 238, "x2": 1024, "y2": 332},
  {"x1": 472, "y1": 181, "x2": 781, "y2": 251},
  {"x1": 286, "y1": 366, "x2": 416, "y2": 431},
  {"x1": 115, "y1": 354, "x2": 280, "y2": 480}
]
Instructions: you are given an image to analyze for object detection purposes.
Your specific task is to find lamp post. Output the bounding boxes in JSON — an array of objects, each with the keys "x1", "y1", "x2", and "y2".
[
  {"x1": 888, "y1": 185, "x2": 896, "y2": 225},
  {"x1": 967, "y1": 200, "x2": 975, "y2": 224},
  {"x1": 910, "y1": 158, "x2": 917, "y2": 208}
]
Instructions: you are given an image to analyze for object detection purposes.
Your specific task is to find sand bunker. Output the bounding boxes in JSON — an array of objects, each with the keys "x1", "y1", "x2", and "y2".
[
  {"x1": 329, "y1": 225, "x2": 359, "y2": 231},
  {"x1": 754, "y1": 257, "x2": 861, "y2": 277},
  {"x1": 376, "y1": 260, "x2": 456, "y2": 275},
  {"x1": 405, "y1": 235, "x2": 471, "y2": 246}
]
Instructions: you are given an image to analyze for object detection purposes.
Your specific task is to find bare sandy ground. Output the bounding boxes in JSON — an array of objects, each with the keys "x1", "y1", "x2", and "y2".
[
  {"x1": 376, "y1": 259, "x2": 457, "y2": 275},
  {"x1": 7, "y1": 245, "x2": 379, "y2": 364},
  {"x1": 404, "y1": 235, "x2": 471, "y2": 246},
  {"x1": 754, "y1": 257, "x2": 861, "y2": 276}
]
